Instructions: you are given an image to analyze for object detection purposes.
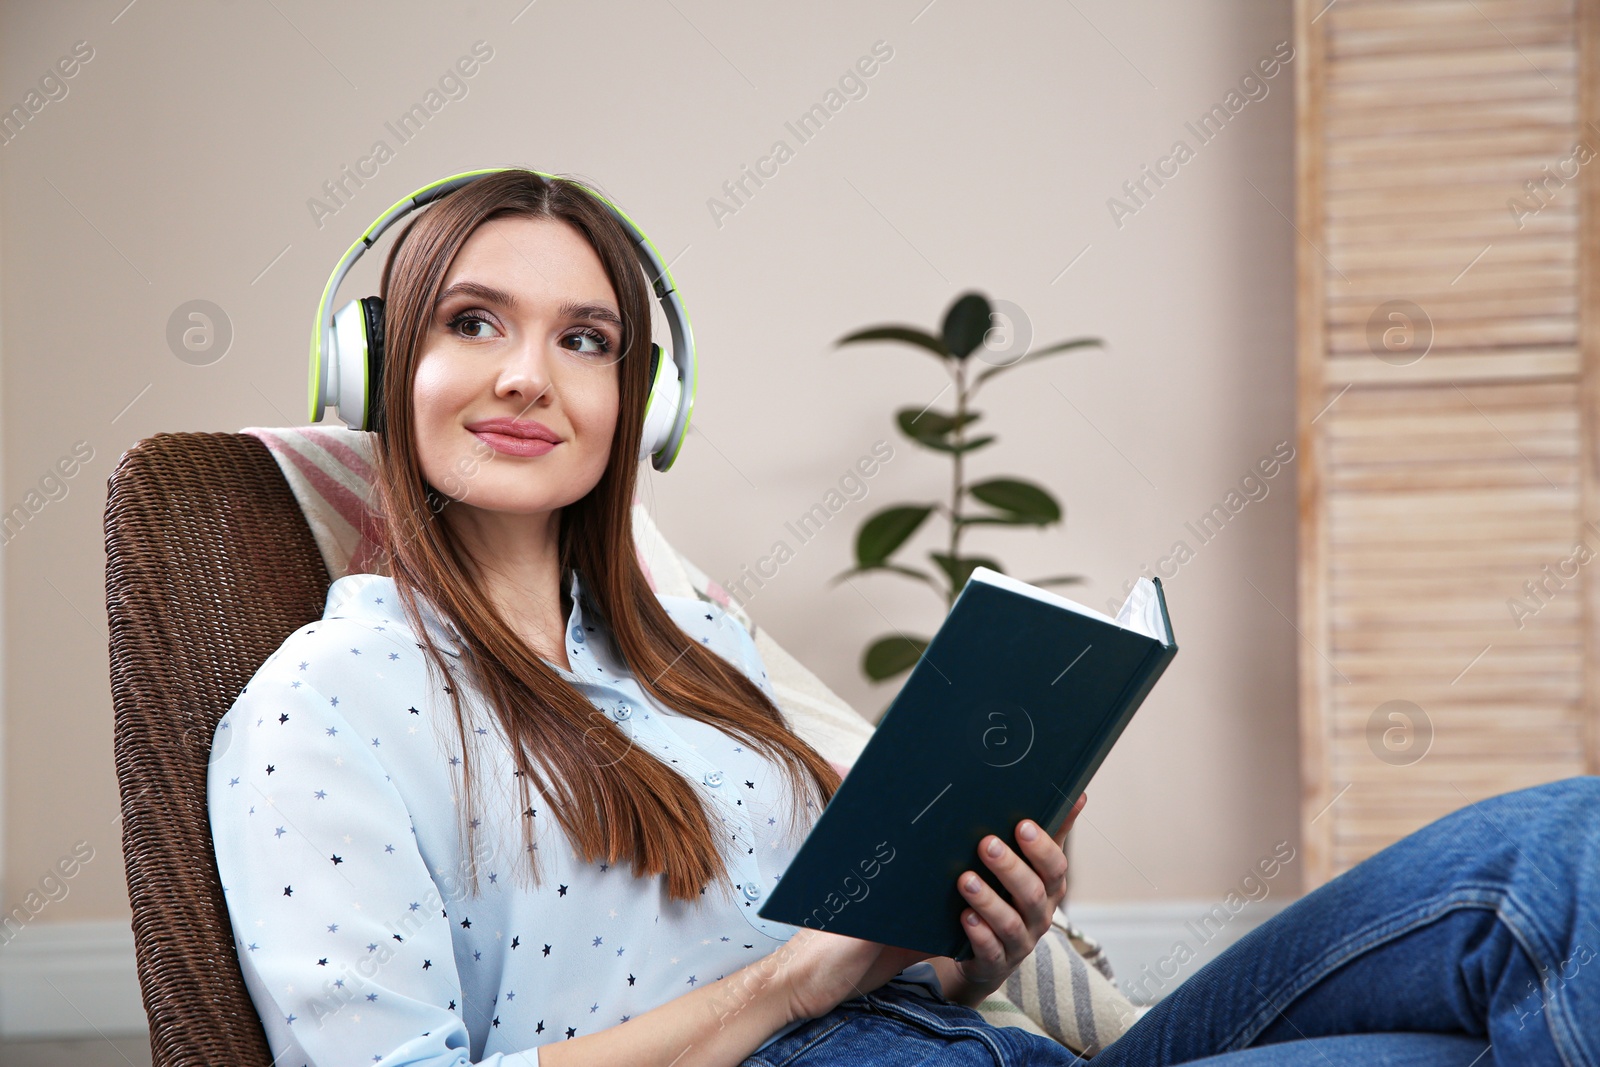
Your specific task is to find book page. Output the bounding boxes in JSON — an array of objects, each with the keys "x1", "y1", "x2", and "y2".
[
  {"x1": 967, "y1": 568, "x2": 1169, "y2": 642},
  {"x1": 1115, "y1": 578, "x2": 1170, "y2": 643}
]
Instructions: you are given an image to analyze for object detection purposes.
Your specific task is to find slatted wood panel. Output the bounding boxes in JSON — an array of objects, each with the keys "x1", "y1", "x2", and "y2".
[{"x1": 1296, "y1": 0, "x2": 1600, "y2": 885}]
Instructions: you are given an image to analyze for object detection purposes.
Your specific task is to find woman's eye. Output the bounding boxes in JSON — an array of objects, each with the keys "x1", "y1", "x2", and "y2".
[
  {"x1": 561, "y1": 327, "x2": 613, "y2": 357},
  {"x1": 447, "y1": 311, "x2": 501, "y2": 340}
]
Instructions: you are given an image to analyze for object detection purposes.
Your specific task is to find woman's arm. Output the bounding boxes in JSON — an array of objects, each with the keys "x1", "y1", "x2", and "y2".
[
  {"x1": 534, "y1": 954, "x2": 793, "y2": 1067},
  {"x1": 209, "y1": 639, "x2": 535, "y2": 1067},
  {"x1": 538, "y1": 926, "x2": 929, "y2": 1067}
]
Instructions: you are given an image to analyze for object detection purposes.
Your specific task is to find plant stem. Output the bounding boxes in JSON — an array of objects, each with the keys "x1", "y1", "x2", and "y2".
[{"x1": 948, "y1": 359, "x2": 967, "y2": 610}]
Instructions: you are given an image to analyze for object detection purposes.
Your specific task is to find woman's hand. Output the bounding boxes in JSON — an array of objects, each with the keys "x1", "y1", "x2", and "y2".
[
  {"x1": 940, "y1": 792, "x2": 1086, "y2": 1005},
  {"x1": 772, "y1": 759, "x2": 933, "y2": 1022},
  {"x1": 772, "y1": 925, "x2": 933, "y2": 1024}
]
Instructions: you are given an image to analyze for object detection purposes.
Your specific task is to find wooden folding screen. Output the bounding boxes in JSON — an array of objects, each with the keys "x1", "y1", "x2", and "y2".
[{"x1": 1296, "y1": 0, "x2": 1600, "y2": 886}]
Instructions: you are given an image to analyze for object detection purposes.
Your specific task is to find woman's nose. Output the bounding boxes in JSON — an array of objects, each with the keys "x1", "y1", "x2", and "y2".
[{"x1": 494, "y1": 340, "x2": 555, "y2": 404}]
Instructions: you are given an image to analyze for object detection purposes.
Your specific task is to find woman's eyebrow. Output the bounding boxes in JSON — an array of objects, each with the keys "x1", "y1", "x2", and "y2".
[
  {"x1": 436, "y1": 280, "x2": 519, "y2": 310},
  {"x1": 434, "y1": 284, "x2": 620, "y2": 328},
  {"x1": 560, "y1": 301, "x2": 622, "y2": 328}
]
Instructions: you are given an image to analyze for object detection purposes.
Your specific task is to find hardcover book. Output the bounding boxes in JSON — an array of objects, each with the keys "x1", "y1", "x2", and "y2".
[{"x1": 757, "y1": 567, "x2": 1177, "y2": 959}]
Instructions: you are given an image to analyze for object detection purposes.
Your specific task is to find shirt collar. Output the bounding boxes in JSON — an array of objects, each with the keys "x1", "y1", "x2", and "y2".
[{"x1": 324, "y1": 567, "x2": 586, "y2": 662}]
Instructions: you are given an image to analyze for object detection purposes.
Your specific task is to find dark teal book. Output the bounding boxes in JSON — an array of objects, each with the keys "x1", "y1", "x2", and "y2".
[{"x1": 757, "y1": 567, "x2": 1177, "y2": 959}]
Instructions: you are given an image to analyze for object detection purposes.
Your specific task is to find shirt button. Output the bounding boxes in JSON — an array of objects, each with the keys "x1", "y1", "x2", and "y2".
[
  {"x1": 703, "y1": 770, "x2": 724, "y2": 787},
  {"x1": 741, "y1": 881, "x2": 762, "y2": 901},
  {"x1": 613, "y1": 702, "x2": 632, "y2": 721},
  {"x1": 571, "y1": 626, "x2": 585, "y2": 644}
]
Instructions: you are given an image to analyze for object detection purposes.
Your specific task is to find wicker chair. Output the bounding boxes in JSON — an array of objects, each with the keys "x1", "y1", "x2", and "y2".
[{"x1": 105, "y1": 432, "x2": 330, "y2": 1067}]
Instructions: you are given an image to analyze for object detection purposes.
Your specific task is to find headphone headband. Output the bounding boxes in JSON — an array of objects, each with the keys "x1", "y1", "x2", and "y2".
[{"x1": 308, "y1": 167, "x2": 697, "y2": 472}]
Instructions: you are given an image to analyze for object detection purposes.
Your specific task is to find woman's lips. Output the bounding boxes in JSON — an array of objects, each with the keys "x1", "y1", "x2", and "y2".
[{"x1": 471, "y1": 430, "x2": 559, "y2": 457}]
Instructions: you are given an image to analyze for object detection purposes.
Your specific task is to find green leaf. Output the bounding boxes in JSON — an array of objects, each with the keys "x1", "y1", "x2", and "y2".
[
  {"x1": 836, "y1": 326, "x2": 951, "y2": 361},
  {"x1": 967, "y1": 478, "x2": 1061, "y2": 524},
  {"x1": 973, "y1": 337, "x2": 1103, "y2": 389},
  {"x1": 950, "y1": 435, "x2": 997, "y2": 455},
  {"x1": 942, "y1": 293, "x2": 994, "y2": 360},
  {"x1": 855, "y1": 505, "x2": 934, "y2": 568},
  {"x1": 1026, "y1": 574, "x2": 1086, "y2": 588},
  {"x1": 900, "y1": 430, "x2": 997, "y2": 455},
  {"x1": 864, "y1": 634, "x2": 930, "y2": 681},
  {"x1": 929, "y1": 552, "x2": 1003, "y2": 593},
  {"x1": 897, "y1": 406, "x2": 982, "y2": 438},
  {"x1": 895, "y1": 407, "x2": 983, "y2": 451},
  {"x1": 953, "y1": 514, "x2": 1036, "y2": 528}
]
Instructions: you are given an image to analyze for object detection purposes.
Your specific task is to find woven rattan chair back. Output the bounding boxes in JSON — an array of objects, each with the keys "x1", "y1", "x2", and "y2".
[{"x1": 104, "y1": 432, "x2": 331, "y2": 1067}]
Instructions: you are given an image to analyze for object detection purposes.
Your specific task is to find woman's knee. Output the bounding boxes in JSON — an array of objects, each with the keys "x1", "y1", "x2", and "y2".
[
  {"x1": 1474, "y1": 775, "x2": 1600, "y2": 859},
  {"x1": 1511, "y1": 775, "x2": 1600, "y2": 817}
]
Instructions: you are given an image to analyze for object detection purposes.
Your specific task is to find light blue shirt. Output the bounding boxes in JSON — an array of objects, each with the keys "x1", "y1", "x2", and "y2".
[{"x1": 208, "y1": 568, "x2": 937, "y2": 1066}]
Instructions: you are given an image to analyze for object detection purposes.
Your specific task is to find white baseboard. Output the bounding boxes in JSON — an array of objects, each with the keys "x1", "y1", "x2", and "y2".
[
  {"x1": 1068, "y1": 898, "x2": 1290, "y2": 1006},
  {"x1": 0, "y1": 920, "x2": 147, "y2": 1039},
  {"x1": 0, "y1": 903, "x2": 1291, "y2": 1039}
]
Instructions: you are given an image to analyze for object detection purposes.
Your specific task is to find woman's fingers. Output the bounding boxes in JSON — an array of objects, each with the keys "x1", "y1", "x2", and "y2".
[
  {"x1": 956, "y1": 807, "x2": 1080, "y2": 963},
  {"x1": 959, "y1": 907, "x2": 1008, "y2": 969},
  {"x1": 1018, "y1": 822, "x2": 1071, "y2": 903},
  {"x1": 964, "y1": 834, "x2": 1053, "y2": 933},
  {"x1": 957, "y1": 866, "x2": 1029, "y2": 953},
  {"x1": 1053, "y1": 792, "x2": 1087, "y2": 849}
]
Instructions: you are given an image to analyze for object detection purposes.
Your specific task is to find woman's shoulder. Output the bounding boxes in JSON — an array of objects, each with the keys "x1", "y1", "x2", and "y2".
[
  {"x1": 655, "y1": 592, "x2": 747, "y2": 644},
  {"x1": 654, "y1": 593, "x2": 773, "y2": 698},
  {"x1": 238, "y1": 573, "x2": 445, "y2": 699}
]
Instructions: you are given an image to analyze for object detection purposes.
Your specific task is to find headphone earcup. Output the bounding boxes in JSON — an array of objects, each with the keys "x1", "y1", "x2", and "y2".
[
  {"x1": 361, "y1": 296, "x2": 386, "y2": 434},
  {"x1": 329, "y1": 295, "x2": 386, "y2": 431},
  {"x1": 639, "y1": 342, "x2": 681, "y2": 465}
]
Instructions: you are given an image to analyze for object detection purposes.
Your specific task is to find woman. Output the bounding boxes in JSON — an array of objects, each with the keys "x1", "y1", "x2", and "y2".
[{"x1": 209, "y1": 169, "x2": 1599, "y2": 1067}]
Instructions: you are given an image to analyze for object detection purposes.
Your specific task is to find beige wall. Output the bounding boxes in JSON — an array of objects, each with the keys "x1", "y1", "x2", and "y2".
[{"x1": 0, "y1": 0, "x2": 1298, "y2": 931}]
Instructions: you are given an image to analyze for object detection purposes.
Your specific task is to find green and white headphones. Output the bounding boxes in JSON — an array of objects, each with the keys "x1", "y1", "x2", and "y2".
[{"x1": 308, "y1": 167, "x2": 697, "y2": 472}]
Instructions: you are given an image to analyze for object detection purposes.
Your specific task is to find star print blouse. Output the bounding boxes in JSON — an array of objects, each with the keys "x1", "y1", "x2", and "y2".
[{"x1": 207, "y1": 567, "x2": 938, "y2": 1066}]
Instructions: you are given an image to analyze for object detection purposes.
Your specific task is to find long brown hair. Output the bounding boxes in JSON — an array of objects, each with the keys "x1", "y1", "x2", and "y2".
[{"x1": 367, "y1": 169, "x2": 839, "y2": 903}]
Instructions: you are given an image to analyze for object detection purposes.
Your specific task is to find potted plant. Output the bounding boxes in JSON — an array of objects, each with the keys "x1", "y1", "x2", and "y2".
[{"x1": 832, "y1": 291, "x2": 1102, "y2": 682}]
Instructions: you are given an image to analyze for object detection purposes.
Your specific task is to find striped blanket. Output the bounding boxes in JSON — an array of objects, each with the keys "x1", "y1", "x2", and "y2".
[{"x1": 240, "y1": 424, "x2": 1141, "y2": 1056}]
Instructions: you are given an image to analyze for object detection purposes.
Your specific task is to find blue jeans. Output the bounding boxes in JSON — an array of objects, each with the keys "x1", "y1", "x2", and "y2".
[{"x1": 742, "y1": 776, "x2": 1600, "y2": 1066}]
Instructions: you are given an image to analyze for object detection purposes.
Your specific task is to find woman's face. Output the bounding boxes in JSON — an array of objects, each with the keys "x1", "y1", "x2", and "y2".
[{"x1": 412, "y1": 215, "x2": 623, "y2": 517}]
